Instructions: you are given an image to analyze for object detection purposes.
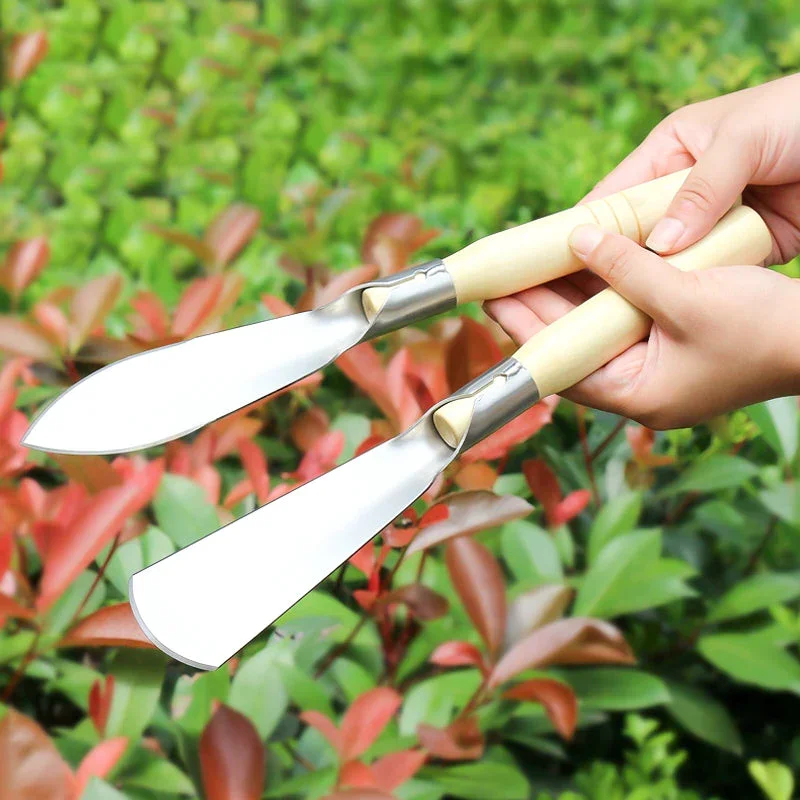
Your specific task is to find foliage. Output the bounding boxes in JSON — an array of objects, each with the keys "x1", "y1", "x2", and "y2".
[{"x1": 2, "y1": 0, "x2": 800, "y2": 798}]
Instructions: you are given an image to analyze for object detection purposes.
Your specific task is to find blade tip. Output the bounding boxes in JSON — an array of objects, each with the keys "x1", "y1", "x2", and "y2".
[{"x1": 129, "y1": 577, "x2": 221, "y2": 672}]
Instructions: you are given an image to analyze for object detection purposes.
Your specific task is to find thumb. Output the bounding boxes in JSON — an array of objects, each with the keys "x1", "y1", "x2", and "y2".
[
  {"x1": 645, "y1": 130, "x2": 754, "y2": 254},
  {"x1": 568, "y1": 225, "x2": 689, "y2": 328}
]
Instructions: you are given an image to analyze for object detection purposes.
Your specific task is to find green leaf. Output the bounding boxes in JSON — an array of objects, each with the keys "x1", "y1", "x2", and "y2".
[
  {"x1": 45, "y1": 571, "x2": 106, "y2": 636},
  {"x1": 121, "y1": 751, "x2": 195, "y2": 795},
  {"x1": 330, "y1": 412, "x2": 370, "y2": 463},
  {"x1": 103, "y1": 526, "x2": 174, "y2": 597},
  {"x1": 572, "y1": 529, "x2": 661, "y2": 617},
  {"x1": 698, "y1": 630, "x2": 800, "y2": 693},
  {"x1": 421, "y1": 761, "x2": 528, "y2": 800},
  {"x1": 228, "y1": 644, "x2": 289, "y2": 739},
  {"x1": 174, "y1": 668, "x2": 230, "y2": 736},
  {"x1": 153, "y1": 474, "x2": 220, "y2": 548},
  {"x1": 399, "y1": 671, "x2": 482, "y2": 735},
  {"x1": 758, "y1": 483, "x2": 800, "y2": 525},
  {"x1": 565, "y1": 668, "x2": 670, "y2": 711},
  {"x1": 501, "y1": 520, "x2": 562, "y2": 584},
  {"x1": 749, "y1": 760, "x2": 795, "y2": 800},
  {"x1": 586, "y1": 491, "x2": 642, "y2": 564},
  {"x1": 278, "y1": 663, "x2": 334, "y2": 715},
  {"x1": 747, "y1": 398, "x2": 799, "y2": 462},
  {"x1": 663, "y1": 455, "x2": 758, "y2": 496},
  {"x1": 80, "y1": 778, "x2": 128, "y2": 800},
  {"x1": 665, "y1": 681, "x2": 742, "y2": 754},
  {"x1": 708, "y1": 572, "x2": 800, "y2": 622},
  {"x1": 105, "y1": 650, "x2": 166, "y2": 742}
]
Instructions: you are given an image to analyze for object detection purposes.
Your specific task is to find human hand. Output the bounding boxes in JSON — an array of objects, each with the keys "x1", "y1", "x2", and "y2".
[
  {"x1": 583, "y1": 73, "x2": 800, "y2": 265},
  {"x1": 484, "y1": 226, "x2": 800, "y2": 430}
]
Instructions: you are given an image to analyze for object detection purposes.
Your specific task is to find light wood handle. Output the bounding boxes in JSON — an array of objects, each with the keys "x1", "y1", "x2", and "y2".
[
  {"x1": 441, "y1": 168, "x2": 692, "y2": 304},
  {"x1": 513, "y1": 205, "x2": 772, "y2": 398},
  {"x1": 433, "y1": 206, "x2": 771, "y2": 447}
]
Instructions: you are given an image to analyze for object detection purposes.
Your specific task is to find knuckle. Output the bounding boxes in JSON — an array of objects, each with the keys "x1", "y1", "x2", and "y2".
[
  {"x1": 677, "y1": 174, "x2": 717, "y2": 214},
  {"x1": 596, "y1": 238, "x2": 634, "y2": 285}
]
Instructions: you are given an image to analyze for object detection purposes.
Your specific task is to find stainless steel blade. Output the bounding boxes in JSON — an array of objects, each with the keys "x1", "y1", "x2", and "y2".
[
  {"x1": 23, "y1": 305, "x2": 367, "y2": 455},
  {"x1": 129, "y1": 413, "x2": 457, "y2": 670},
  {"x1": 23, "y1": 259, "x2": 455, "y2": 455},
  {"x1": 129, "y1": 357, "x2": 538, "y2": 670}
]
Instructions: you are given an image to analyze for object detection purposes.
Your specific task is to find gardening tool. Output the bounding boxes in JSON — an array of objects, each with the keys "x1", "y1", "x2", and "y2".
[
  {"x1": 128, "y1": 204, "x2": 772, "y2": 671},
  {"x1": 23, "y1": 170, "x2": 693, "y2": 455}
]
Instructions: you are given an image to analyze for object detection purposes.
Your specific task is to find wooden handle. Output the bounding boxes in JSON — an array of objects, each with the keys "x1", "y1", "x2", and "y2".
[
  {"x1": 433, "y1": 206, "x2": 771, "y2": 446},
  {"x1": 512, "y1": 205, "x2": 772, "y2": 398},
  {"x1": 440, "y1": 169, "x2": 692, "y2": 304}
]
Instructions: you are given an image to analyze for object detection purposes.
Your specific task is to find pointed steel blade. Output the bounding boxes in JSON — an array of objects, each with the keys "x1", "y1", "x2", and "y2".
[
  {"x1": 22, "y1": 299, "x2": 369, "y2": 455},
  {"x1": 129, "y1": 413, "x2": 456, "y2": 670}
]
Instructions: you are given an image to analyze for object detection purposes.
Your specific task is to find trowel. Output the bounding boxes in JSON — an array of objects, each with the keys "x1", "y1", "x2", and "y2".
[
  {"x1": 23, "y1": 170, "x2": 691, "y2": 455},
  {"x1": 129, "y1": 204, "x2": 772, "y2": 670}
]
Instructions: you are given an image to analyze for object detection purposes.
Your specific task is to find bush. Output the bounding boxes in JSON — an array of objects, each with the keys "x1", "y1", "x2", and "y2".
[{"x1": 2, "y1": 1, "x2": 800, "y2": 798}]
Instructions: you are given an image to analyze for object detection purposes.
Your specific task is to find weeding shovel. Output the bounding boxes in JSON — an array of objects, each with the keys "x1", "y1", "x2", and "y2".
[
  {"x1": 128, "y1": 204, "x2": 772, "y2": 671},
  {"x1": 22, "y1": 170, "x2": 692, "y2": 455}
]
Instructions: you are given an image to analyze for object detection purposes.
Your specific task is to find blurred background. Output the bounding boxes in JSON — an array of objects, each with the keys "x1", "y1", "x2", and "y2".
[{"x1": 2, "y1": 1, "x2": 800, "y2": 798}]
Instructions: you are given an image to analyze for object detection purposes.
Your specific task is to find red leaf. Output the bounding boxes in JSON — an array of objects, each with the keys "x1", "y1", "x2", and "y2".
[
  {"x1": 290, "y1": 407, "x2": 330, "y2": 453},
  {"x1": 407, "y1": 491, "x2": 532, "y2": 555},
  {"x1": 461, "y1": 398, "x2": 557, "y2": 463},
  {"x1": 324, "y1": 791, "x2": 395, "y2": 800},
  {"x1": 61, "y1": 602, "x2": 158, "y2": 649},
  {"x1": 370, "y1": 749, "x2": 427, "y2": 791},
  {"x1": 503, "y1": 679, "x2": 578, "y2": 741},
  {"x1": 88, "y1": 675, "x2": 115, "y2": 737},
  {"x1": 445, "y1": 317, "x2": 503, "y2": 391},
  {"x1": 0, "y1": 710, "x2": 73, "y2": 799},
  {"x1": 228, "y1": 25, "x2": 281, "y2": 49},
  {"x1": 237, "y1": 438, "x2": 270, "y2": 504},
  {"x1": 417, "y1": 718, "x2": 484, "y2": 761},
  {"x1": 523, "y1": 459, "x2": 562, "y2": 526},
  {"x1": 429, "y1": 641, "x2": 487, "y2": 674},
  {"x1": 32, "y1": 302, "x2": 70, "y2": 350},
  {"x1": 376, "y1": 584, "x2": 449, "y2": 621},
  {"x1": 504, "y1": 585, "x2": 574, "y2": 649},
  {"x1": 38, "y1": 460, "x2": 163, "y2": 610},
  {"x1": 7, "y1": 32, "x2": 49, "y2": 83},
  {"x1": 626, "y1": 425, "x2": 675, "y2": 467},
  {"x1": 300, "y1": 710, "x2": 343, "y2": 755},
  {"x1": 354, "y1": 434, "x2": 385, "y2": 457},
  {"x1": 362, "y1": 213, "x2": 439, "y2": 275},
  {"x1": 171, "y1": 275, "x2": 224, "y2": 338},
  {"x1": 200, "y1": 705, "x2": 265, "y2": 800},
  {"x1": 339, "y1": 687, "x2": 402, "y2": 761},
  {"x1": 420, "y1": 504, "x2": 449, "y2": 527},
  {"x1": 0, "y1": 317, "x2": 57, "y2": 362},
  {"x1": 315, "y1": 265, "x2": 378, "y2": 307},
  {"x1": 489, "y1": 618, "x2": 635, "y2": 688},
  {"x1": 336, "y1": 343, "x2": 398, "y2": 424},
  {"x1": 261, "y1": 294, "x2": 294, "y2": 318},
  {"x1": 129, "y1": 291, "x2": 170, "y2": 341},
  {"x1": 144, "y1": 224, "x2": 213, "y2": 263},
  {"x1": 445, "y1": 538, "x2": 507, "y2": 658},
  {"x1": 550, "y1": 490, "x2": 591, "y2": 526},
  {"x1": 69, "y1": 274, "x2": 123, "y2": 352},
  {"x1": 0, "y1": 532, "x2": 12, "y2": 581},
  {"x1": 204, "y1": 204, "x2": 261, "y2": 268},
  {"x1": 50, "y1": 455, "x2": 123, "y2": 494},
  {"x1": 288, "y1": 430, "x2": 344, "y2": 483},
  {"x1": 454, "y1": 462, "x2": 497, "y2": 491},
  {"x1": 73, "y1": 737, "x2": 128, "y2": 799},
  {"x1": 338, "y1": 760, "x2": 378, "y2": 789},
  {"x1": 0, "y1": 593, "x2": 34, "y2": 625},
  {"x1": 0, "y1": 237, "x2": 50, "y2": 297}
]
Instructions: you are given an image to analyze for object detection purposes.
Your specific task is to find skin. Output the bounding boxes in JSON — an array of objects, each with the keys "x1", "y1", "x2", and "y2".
[{"x1": 486, "y1": 73, "x2": 800, "y2": 429}]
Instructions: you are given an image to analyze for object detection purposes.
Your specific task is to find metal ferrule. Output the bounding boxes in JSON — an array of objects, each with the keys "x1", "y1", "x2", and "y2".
[
  {"x1": 445, "y1": 357, "x2": 541, "y2": 453},
  {"x1": 356, "y1": 259, "x2": 457, "y2": 340}
]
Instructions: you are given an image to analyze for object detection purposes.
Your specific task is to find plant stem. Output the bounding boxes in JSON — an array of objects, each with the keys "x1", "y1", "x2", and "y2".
[
  {"x1": 744, "y1": 515, "x2": 779, "y2": 575},
  {"x1": 576, "y1": 406, "x2": 600, "y2": 505},
  {"x1": 1, "y1": 632, "x2": 40, "y2": 702},
  {"x1": 314, "y1": 615, "x2": 368, "y2": 678},
  {"x1": 282, "y1": 740, "x2": 315, "y2": 772},
  {"x1": 69, "y1": 533, "x2": 121, "y2": 628},
  {"x1": 590, "y1": 417, "x2": 626, "y2": 461}
]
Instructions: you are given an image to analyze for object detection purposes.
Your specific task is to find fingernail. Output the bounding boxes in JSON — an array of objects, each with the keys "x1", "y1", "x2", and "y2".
[
  {"x1": 568, "y1": 225, "x2": 604, "y2": 257},
  {"x1": 646, "y1": 217, "x2": 684, "y2": 253}
]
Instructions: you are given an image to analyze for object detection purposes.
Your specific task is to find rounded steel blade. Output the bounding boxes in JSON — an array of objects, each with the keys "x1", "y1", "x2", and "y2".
[
  {"x1": 129, "y1": 414, "x2": 456, "y2": 671},
  {"x1": 23, "y1": 301, "x2": 369, "y2": 455}
]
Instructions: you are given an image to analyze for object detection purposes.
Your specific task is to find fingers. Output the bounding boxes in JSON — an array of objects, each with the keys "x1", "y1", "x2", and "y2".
[
  {"x1": 646, "y1": 128, "x2": 756, "y2": 254},
  {"x1": 567, "y1": 225, "x2": 689, "y2": 329},
  {"x1": 483, "y1": 297, "x2": 546, "y2": 345}
]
